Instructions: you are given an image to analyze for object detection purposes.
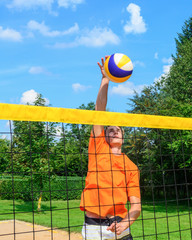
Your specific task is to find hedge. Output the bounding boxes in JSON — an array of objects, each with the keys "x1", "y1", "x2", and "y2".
[{"x1": 0, "y1": 176, "x2": 85, "y2": 201}]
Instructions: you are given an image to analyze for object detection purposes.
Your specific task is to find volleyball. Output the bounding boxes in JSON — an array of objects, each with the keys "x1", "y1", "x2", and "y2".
[{"x1": 104, "y1": 53, "x2": 133, "y2": 83}]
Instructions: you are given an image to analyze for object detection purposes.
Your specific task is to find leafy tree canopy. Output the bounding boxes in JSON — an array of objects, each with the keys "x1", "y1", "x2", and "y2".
[{"x1": 128, "y1": 17, "x2": 192, "y2": 117}]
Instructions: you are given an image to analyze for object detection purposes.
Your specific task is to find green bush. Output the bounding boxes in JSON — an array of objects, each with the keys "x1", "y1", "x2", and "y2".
[{"x1": 0, "y1": 176, "x2": 85, "y2": 201}]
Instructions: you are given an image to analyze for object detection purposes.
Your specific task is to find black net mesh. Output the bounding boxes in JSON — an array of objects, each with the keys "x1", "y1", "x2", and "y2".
[{"x1": 0, "y1": 120, "x2": 191, "y2": 240}]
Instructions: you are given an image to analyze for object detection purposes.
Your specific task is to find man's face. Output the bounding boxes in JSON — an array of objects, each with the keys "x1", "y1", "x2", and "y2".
[{"x1": 105, "y1": 126, "x2": 123, "y2": 146}]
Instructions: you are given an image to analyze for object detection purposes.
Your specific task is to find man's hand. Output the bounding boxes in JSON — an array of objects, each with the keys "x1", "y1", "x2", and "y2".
[
  {"x1": 97, "y1": 56, "x2": 109, "y2": 79},
  {"x1": 107, "y1": 196, "x2": 141, "y2": 235},
  {"x1": 107, "y1": 220, "x2": 129, "y2": 235}
]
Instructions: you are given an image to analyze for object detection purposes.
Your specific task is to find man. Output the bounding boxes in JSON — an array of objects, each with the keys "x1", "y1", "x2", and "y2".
[{"x1": 80, "y1": 56, "x2": 141, "y2": 240}]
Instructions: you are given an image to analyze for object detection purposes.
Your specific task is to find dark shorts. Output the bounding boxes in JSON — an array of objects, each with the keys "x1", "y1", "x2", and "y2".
[{"x1": 120, "y1": 234, "x2": 133, "y2": 240}]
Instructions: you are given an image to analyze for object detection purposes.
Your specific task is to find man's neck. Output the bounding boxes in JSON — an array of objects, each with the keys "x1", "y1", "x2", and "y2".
[{"x1": 111, "y1": 146, "x2": 122, "y2": 155}]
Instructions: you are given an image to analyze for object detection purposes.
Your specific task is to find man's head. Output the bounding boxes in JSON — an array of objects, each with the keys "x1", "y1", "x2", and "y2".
[{"x1": 104, "y1": 126, "x2": 124, "y2": 147}]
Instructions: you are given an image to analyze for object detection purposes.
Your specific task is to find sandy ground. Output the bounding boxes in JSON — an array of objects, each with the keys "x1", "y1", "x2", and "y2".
[{"x1": 0, "y1": 220, "x2": 82, "y2": 240}]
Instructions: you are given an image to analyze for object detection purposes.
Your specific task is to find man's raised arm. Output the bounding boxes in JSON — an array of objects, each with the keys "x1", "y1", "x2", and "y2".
[{"x1": 92, "y1": 56, "x2": 110, "y2": 137}]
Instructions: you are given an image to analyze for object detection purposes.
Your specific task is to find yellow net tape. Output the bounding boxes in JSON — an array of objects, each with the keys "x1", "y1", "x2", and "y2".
[{"x1": 0, "y1": 103, "x2": 192, "y2": 130}]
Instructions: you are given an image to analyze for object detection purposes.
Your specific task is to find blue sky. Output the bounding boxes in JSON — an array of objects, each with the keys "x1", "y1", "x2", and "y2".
[{"x1": 0, "y1": 0, "x2": 192, "y2": 118}]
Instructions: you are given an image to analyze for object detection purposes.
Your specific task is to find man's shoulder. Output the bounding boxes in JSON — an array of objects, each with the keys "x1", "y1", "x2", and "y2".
[
  {"x1": 123, "y1": 154, "x2": 139, "y2": 170},
  {"x1": 89, "y1": 129, "x2": 109, "y2": 153}
]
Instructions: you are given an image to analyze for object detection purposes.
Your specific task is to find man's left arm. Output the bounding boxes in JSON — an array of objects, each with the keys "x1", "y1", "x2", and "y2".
[{"x1": 107, "y1": 196, "x2": 141, "y2": 235}]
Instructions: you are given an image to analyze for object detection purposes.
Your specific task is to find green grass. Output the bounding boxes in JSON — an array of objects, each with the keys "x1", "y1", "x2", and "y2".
[
  {"x1": 0, "y1": 200, "x2": 191, "y2": 239},
  {"x1": 131, "y1": 201, "x2": 192, "y2": 239}
]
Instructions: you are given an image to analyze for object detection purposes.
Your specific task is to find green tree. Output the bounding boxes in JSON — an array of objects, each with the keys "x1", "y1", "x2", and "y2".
[
  {"x1": 128, "y1": 17, "x2": 192, "y2": 117},
  {"x1": 127, "y1": 17, "x2": 192, "y2": 198},
  {"x1": 165, "y1": 17, "x2": 192, "y2": 103},
  {"x1": 54, "y1": 102, "x2": 95, "y2": 176},
  {"x1": 0, "y1": 138, "x2": 10, "y2": 173},
  {"x1": 12, "y1": 94, "x2": 57, "y2": 210}
]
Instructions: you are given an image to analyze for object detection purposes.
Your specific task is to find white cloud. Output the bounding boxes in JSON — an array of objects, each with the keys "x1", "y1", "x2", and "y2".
[
  {"x1": 110, "y1": 81, "x2": 146, "y2": 96},
  {"x1": 162, "y1": 57, "x2": 173, "y2": 65},
  {"x1": 0, "y1": 26, "x2": 22, "y2": 41},
  {"x1": 53, "y1": 27, "x2": 120, "y2": 48},
  {"x1": 7, "y1": 0, "x2": 84, "y2": 12},
  {"x1": 162, "y1": 57, "x2": 173, "y2": 75},
  {"x1": 123, "y1": 3, "x2": 147, "y2": 34},
  {"x1": 154, "y1": 58, "x2": 173, "y2": 83},
  {"x1": 29, "y1": 66, "x2": 48, "y2": 75},
  {"x1": 133, "y1": 60, "x2": 145, "y2": 67},
  {"x1": 20, "y1": 89, "x2": 50, "y2": 105},
  {"x1": 7, "y1": 0, "x2": 54, "y2": 10},
  {"x1": 58, "y1": 0, "x2": 84, "y2": 10},
  {"x1": 163, "y1": 65, "x2": 171, "y2": 74},
  {"x1": 27, "y1": 20, "x2": 79, "y2": 37},
  {"x1": 154, "y1": 52, "x2": 158, "y2": 59},
  {"x1": 78, "y1": 27, "x2": 120, "y2": 47},
  {"x1": 72, "y1": 83, "x2": 91, "y2": 92}
]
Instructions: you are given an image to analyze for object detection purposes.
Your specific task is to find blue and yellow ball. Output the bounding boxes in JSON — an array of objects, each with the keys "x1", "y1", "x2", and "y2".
[{"x1": 104, "y1": 53, "x2": 133, "y2": 83}]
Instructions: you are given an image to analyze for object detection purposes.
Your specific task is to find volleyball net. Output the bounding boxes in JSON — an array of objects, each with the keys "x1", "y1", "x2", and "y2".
[{"x1": 0, "y1": 103, "x2": 191, "y2": 240}]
